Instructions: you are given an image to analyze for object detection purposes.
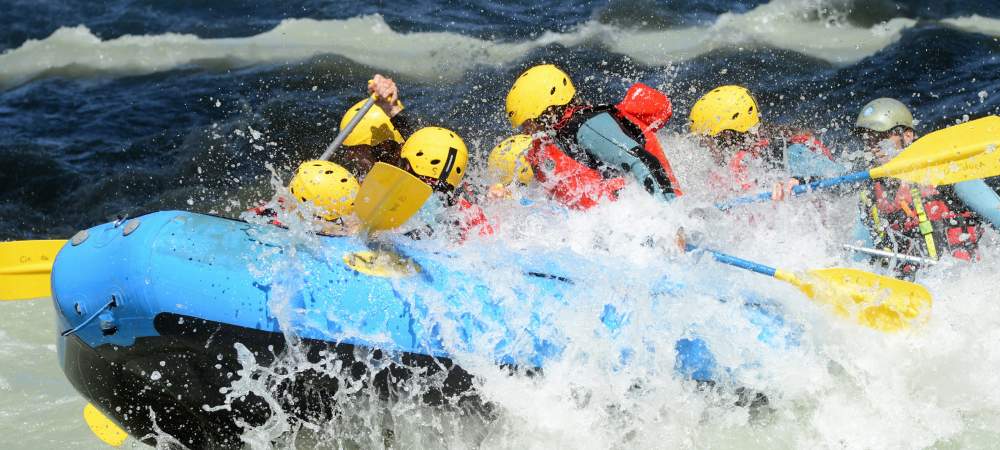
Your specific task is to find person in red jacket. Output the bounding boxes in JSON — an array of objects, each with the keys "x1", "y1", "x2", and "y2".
[
  {"x1": 505, "y1": 64, "x2": 682, "y2": 210},
  {"x1": 397, "y1": 127, "x2": 493, "y2": 241},
  {"x1": 688, "y1": 85, "x2": 839, "y2": 201}
]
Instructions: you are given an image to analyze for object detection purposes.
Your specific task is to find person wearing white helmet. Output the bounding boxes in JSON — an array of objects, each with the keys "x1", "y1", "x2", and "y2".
[
  {"x1": 853, "y1": 97, "x2": 917, "y2": 163},
  {"x1": 850, "y1": 98, "x2": 985, "y2": 279}
]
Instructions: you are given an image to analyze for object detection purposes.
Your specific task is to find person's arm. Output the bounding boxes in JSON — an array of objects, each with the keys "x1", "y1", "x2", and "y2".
[
  {"x1": 368, "y1": 74, "x2": 404, "y2": 117},
  {"x1": 953, "y1": 179, "x2": 1000, "y2": 229},
  {"x1": 770, "y1": 143, "x2": 850, "y2": 201},
  {"x1": 390, "y1": 110, "x2": 418, "y2": 138}
]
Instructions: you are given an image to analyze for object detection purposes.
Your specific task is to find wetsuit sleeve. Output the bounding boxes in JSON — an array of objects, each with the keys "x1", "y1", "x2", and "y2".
[
  {"x1": 785, "y1": 143, "x2": 847, "y2": 182},
  {"x1": 953, "y1": 179, "x2": 1000, "y2": 229},
  {"x1": 575, "y1": 112, "x2": 677, "y2": 201},
  {"x1": 391, "y1": 110, "x2": 418, "y2": 139}
]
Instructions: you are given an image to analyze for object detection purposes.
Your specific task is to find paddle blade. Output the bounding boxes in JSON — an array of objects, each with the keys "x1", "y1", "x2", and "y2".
[
  {"x1": 802, "y1": 267, "x2": 932, "y2": 332},
  {"x1": 84, "y1": 403, "x2": 128, "y2": 447},
  {"x1": 873, "y1": 115, "x2": 1000, "y2": 185},
  {"x1": 354, "y1": 162, "x2": 432, "y2": 232},
  {"x1": 0, "y1": 239, "x2": 65, "y2": 301}
]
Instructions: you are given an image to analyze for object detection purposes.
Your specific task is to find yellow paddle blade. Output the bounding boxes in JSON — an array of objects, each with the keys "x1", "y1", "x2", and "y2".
[
  {"x1": 83, "y1": 403, "x2": 128, "y2": 447},
  {"x1": 353, "y1": 162, "x2": 432, "y2": 232},
  {"x1": 0, "y1": 239, "x2": 66, "y2": 301},
  {"x1": 800, "y1": 268, "x2": 932, "y2": 332},
  {"x1": 871, "y1": 115, "x2": 1000, "y2": 185}
]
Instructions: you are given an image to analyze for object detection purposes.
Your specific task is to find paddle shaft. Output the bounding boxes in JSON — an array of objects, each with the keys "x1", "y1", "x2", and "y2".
[
  {"x1": 716, "y1": 117, "x2": 999, "y2": 209},
  {"x1": 319, "y1": 96, "x2": 376, "y2": 161},
  {"x1": 842, "y1": 244, "x2": 938, "y2": 265},
  {"x1": 684, "y1": 244, "x2": 801, "y2": 287},
  {"x1": 717, "y1": 171, "x2": 872, "y2": 209}
]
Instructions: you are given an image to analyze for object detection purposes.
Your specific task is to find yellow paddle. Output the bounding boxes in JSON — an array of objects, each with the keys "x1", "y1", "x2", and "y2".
[
  {"x1": 353, "y1": 162, "x2": 432, "y2": 233},
  {"x1": 0, "y1": 164, "x2": 430, "y2": 301},
  {"x1": 83, "y1": 403, "x2": 128, "y2": 447},
  {"x1": 686, "y1": 245, "x2": 932, "y2": 332},
  {"x1": 0, "y1": 239, "x2": 66, "y2": 301},
  {"x1": 719, "y1": 115, "x2": 1000, "y2": 208}
]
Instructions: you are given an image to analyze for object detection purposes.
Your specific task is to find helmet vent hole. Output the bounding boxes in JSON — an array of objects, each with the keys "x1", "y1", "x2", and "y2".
[
  {"x1": 732, "y1": 112, "x2": 740, "y2": 120},
  {"x1": 300, "y1": 197, "x2": 307, "y2": 202},
  {"x1": 562, "y1": 78, "x2": 567, "y2": 86},
  {"x1": 430, "y1": 159, "x2": 441, "y2": 165},
  {"x1": 340, "y1": 178, "x2": 348, "y2": 183},
  {"x1": 449, "y1": 133, "x2": 455, "y2": 138},
  {"x1": 313, "y1": 163, "x2": 322, "y2": 167},
  {"x1": 290, "y1": 187, "x2": 296, "y2": 194},
  {"x1": 324, "y1": 170, "x2": 334, "y2": 175},
  {"x1": 550, "y1": 87, "x2": 556, "y2": 95},
  {"x1": 748, "y1": 106, "x2": 754, "y2": 113},
  {"x1": 456, "y1": 167, "x2": 462, "y2": 174},
  {"x1": 416, "y1": 151, "x2": 424, "y2": 156}
]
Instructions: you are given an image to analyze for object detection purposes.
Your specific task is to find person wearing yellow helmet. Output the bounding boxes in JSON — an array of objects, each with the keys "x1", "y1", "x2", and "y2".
[
  {"x1": 398, "y1": 127, "x2": 493, "y2": 241},
  {"x1": 506, "y1": 64, "x2": 682, "y2": 209},
  {"x1": 690, "y1": 85, "x2": 839, "y2": 201},
  {"x1": 288, "y1": 160, "x2": 359, "y2": 221},
  {"x1": 250, "y1": 160, "x2": 361, "y2": 235},
  {"x1": 399, "y1": 126, "x2": 469, "y2": 193},
  {"x1": 485, "y1": 134, "x2": 534, "y2": 200},
  {"x1": 337, "y1": 74, "x2": 420, "y2": 178},
  {"x1": 249, "y1": 74, "x2": 410, "y2": 231}
]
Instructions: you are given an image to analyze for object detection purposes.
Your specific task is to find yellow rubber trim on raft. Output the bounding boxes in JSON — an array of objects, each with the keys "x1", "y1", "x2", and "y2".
[{"x1": 343, "y1": 250, "x2": 419, "y2": 278}]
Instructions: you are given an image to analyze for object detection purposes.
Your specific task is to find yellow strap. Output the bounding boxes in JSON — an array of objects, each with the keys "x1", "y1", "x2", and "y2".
[
  {"x1": 860, "y1": 190, "x2": 886, "y2": 243},
  {"x1": 909, "y1": 187, "x2": 938, "y2": 260}
]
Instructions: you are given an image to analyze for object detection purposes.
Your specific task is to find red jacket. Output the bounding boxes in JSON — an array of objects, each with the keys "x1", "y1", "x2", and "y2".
[{"x1": 526, "y1": 83, "x2": 681, "y2": 210}]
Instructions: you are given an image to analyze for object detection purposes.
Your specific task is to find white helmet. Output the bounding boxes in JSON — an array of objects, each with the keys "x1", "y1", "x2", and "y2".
[{"x1": 856, "y1": 98, "x2": 914, "y2": 132}]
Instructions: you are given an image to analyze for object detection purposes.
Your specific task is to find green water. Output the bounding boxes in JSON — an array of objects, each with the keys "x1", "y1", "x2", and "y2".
[{"x1": 0, "y1": 299, "x2": 125, "y2": 449}]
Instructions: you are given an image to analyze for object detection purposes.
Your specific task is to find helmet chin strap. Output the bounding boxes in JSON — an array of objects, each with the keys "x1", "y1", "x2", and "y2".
[{"x1": 438, "y1": 147, "x2": 459, "y2": 184}]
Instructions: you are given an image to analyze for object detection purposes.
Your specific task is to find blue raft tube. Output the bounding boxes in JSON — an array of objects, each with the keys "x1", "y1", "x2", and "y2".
[{"x1": 51, "y1": 211, "x2": 798, "y2": 448}]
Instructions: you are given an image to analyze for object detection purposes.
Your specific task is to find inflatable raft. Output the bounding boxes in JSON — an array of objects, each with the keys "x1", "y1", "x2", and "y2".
[{"x1": 52, "y1": 210, "x2": 795, "y2": 448}]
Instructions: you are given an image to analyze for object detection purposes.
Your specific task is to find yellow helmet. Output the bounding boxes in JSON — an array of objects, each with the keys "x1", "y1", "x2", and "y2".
[
  {"x1": 689, "y1": 85, "x2": 761, "y2": 136},
  {"x1": 288, "y1": 160, "x2": 359, "y2": 221},
  {"x1": 400, "y1": 127, "x2": 469, "y2": 189},
  {"x1": 505, "y1": 64, "x2": 576, "y2": 129},
  {"x1": 340, "y1": 98, "x2": 403, "y2": 147},
  {"x1": 488, "y1": 134, "x2": 534, "y2": 185}
]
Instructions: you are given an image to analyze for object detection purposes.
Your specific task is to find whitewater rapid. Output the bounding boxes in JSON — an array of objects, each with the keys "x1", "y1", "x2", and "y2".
[
  {"x1": 176, "y1": 133, "x2": 1000, "y2": 448},
  {"x1": 2, "y1": 1, "x2": 999, "y2": 89}
]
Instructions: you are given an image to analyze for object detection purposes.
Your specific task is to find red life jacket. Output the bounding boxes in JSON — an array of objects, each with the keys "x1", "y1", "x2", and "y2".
[
  {"x1": 867, "y1": 181, "x2": 981, "y2": 261},
  {"x1": 456, "y1": 196, "x2": 494, "y2": 241},
  {"x1": 526, "y1": 83, "x2": 680, "y2": 210}
]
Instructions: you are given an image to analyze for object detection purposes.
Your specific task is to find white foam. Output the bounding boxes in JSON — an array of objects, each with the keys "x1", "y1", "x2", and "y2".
[
  {"x1": 942, "y1": 15, "x2": 1000, "y2": 37},
  {"x1": 11, "y1": 0, "x2": 993, "y2": 89}
]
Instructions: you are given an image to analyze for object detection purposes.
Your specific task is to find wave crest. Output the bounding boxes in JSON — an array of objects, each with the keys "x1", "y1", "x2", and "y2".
[{"x1": 0, "y1": 1, "x2": 993, "y2": 89}]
